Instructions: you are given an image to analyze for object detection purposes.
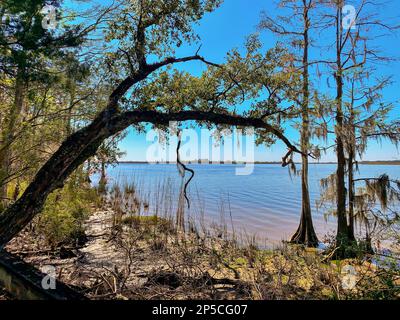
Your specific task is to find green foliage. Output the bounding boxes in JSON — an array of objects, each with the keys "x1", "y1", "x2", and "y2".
[
  {"x1": 106, "y1": 0, "x2": 221, "y2": 54},
  {"x1": 129, "y1": 35, "x2": 298, "y2": 147},
  {"x1": 38, "y1": 178, "x2": 97, "y2": 248},
  {"x1": 0, "y1": 0, "x2": 398, "y2": 279},
  {"x1": 0, "y1": 0, "x2": 85, "y2": 78}
]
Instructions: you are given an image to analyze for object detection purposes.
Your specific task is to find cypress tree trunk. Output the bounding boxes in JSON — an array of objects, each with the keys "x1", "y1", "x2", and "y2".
[
  {"x1": 347, "y1": 149, "x2": 356, "y2": 241},
  {"x1": 347, "y1": 99, "x2": 356, "y2": 241},
  {"x1": 347, "y1": 83, "x2": 357, "y2": 241},
  {"x1": 334, "y1": 7, "x2": 351, "y2": 256},
  {"x1": 290, "y1": 2, "x2": 319, "y2": 247},
  {"x1": 291, "y1": 152, "x2": 319, "y2": 246},
  {"x1": 335, "y1": 75, "x2": 348, "y2": 243}
]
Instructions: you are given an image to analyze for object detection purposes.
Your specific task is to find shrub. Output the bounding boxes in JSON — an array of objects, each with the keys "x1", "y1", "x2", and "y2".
[{"x1": 38, "y1": 178, "x2": 97, "y2": 248}]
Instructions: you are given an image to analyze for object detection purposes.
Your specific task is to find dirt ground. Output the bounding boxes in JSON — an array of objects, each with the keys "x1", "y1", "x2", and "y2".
[
  {"x1": 3, "y1": 208, "x2": 400, "y2": 300},
  {"x1": 5, "y1": 209, "x2": 253, "y2": 299}
]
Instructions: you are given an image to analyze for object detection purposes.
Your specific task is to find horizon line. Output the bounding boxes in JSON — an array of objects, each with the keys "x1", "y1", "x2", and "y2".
[{"x1": 117, "y1": 160, "x2": 400, "y2": 165}]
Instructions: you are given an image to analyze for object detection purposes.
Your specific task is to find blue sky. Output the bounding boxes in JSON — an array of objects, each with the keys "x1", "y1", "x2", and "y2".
[{"x1": 72, "y1": 0, "x2": 400, "y2": 162}]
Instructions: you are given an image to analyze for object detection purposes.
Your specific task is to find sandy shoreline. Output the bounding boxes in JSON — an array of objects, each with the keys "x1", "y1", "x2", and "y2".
[{"x1": 2, "y1": 207, "x2": 399, "y2": 300}]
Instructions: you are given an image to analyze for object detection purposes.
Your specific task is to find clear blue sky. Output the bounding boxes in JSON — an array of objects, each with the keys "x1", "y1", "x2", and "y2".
[{"x1": 71, "y1": 0, "x2": 400, "y2": 162}]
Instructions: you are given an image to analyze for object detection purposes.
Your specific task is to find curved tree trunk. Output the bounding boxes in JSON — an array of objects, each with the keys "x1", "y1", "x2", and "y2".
[
  {"x1": 0, "y1": 52, "x2": 302, "y2": 248},
  {"x1": 0, "y1": 107, "x2": 115, "y2": 247},
  {"x1": 0, "y1": 62, "x2": 153, "y2": 247},
  {"x1": 0, "y1": 106, "x2": 300, "y2": 248},
  {"x1": 0, "y1": 23, "x2": 303, "y2": 249}
]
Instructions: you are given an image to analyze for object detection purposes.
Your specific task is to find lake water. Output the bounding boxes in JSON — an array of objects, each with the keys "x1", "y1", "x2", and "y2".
[{"x1": 95, "y1": 163, "x2": 399, "y2": 245}]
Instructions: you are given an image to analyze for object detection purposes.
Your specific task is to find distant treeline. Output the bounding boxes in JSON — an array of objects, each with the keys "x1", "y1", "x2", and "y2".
[{"x1": 118, "y1": 160, "x2": 400, "y2": 165}]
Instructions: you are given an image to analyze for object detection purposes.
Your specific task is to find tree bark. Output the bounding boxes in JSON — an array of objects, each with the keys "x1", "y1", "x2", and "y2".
[
  {"x1": 347, "y1": 148, "x2": 356, "y2": 241},
  {"x1": 334, "y1": 7, "x2": 351, "y2": 254},
  {"x1": 347, "y1": 98, "x2": 356, "y2": 241},
  {"x1": 176, "y1": 179, "x2": 186, "y2": 232},
  {"x1": 335, "y1": 76, "x2": 348, "y2": 243},
  {"x1": 290, "y1": 1, "x2": 319, "y2": 247}
]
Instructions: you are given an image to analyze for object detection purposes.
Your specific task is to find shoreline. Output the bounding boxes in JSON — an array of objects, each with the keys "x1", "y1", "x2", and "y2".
[
  {"x1": 117, "y1": 161, "x2": 400, "y2": 165},
  {"x1": 3, "y1": 206, "x2": 399, "y2": 300}
]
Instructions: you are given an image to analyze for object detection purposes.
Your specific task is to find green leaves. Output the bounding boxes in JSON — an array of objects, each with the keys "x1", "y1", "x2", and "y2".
[{"x1": 105, "y1": 0, "x2": 221, "y2": 63}]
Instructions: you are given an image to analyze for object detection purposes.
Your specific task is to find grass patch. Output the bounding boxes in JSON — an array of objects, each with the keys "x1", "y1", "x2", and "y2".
[{"x1": 122, "y1": 215, "x2": 174, "y2": 232}]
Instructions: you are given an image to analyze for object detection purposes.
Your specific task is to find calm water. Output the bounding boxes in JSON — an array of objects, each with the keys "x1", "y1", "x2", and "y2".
[{"x1": 95, "y1": 163, "x2": 399, "y2": 245}]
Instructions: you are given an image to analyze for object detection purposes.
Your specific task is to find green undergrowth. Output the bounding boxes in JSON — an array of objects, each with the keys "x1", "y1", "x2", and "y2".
[{"x1": 38, "y1": 175, "x2": 100, "y2": 248}]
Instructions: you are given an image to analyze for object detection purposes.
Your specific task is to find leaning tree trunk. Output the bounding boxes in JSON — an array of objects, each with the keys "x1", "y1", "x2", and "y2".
[
  {"x1": 0, "y1": 107, "x2": 115, "y2": 247},
  {"x1": 0, "y1": 55, "x2": 302, "y2": 248},
  {"x1": 0, "y1": 107, "x2": 300, "y2": 248},
  {"x1": 0, "y1": 65, "x2": 151, "y2": 247},
  {"x1": 290, "y1": 5, "x2": 319, "y2": 247}
]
